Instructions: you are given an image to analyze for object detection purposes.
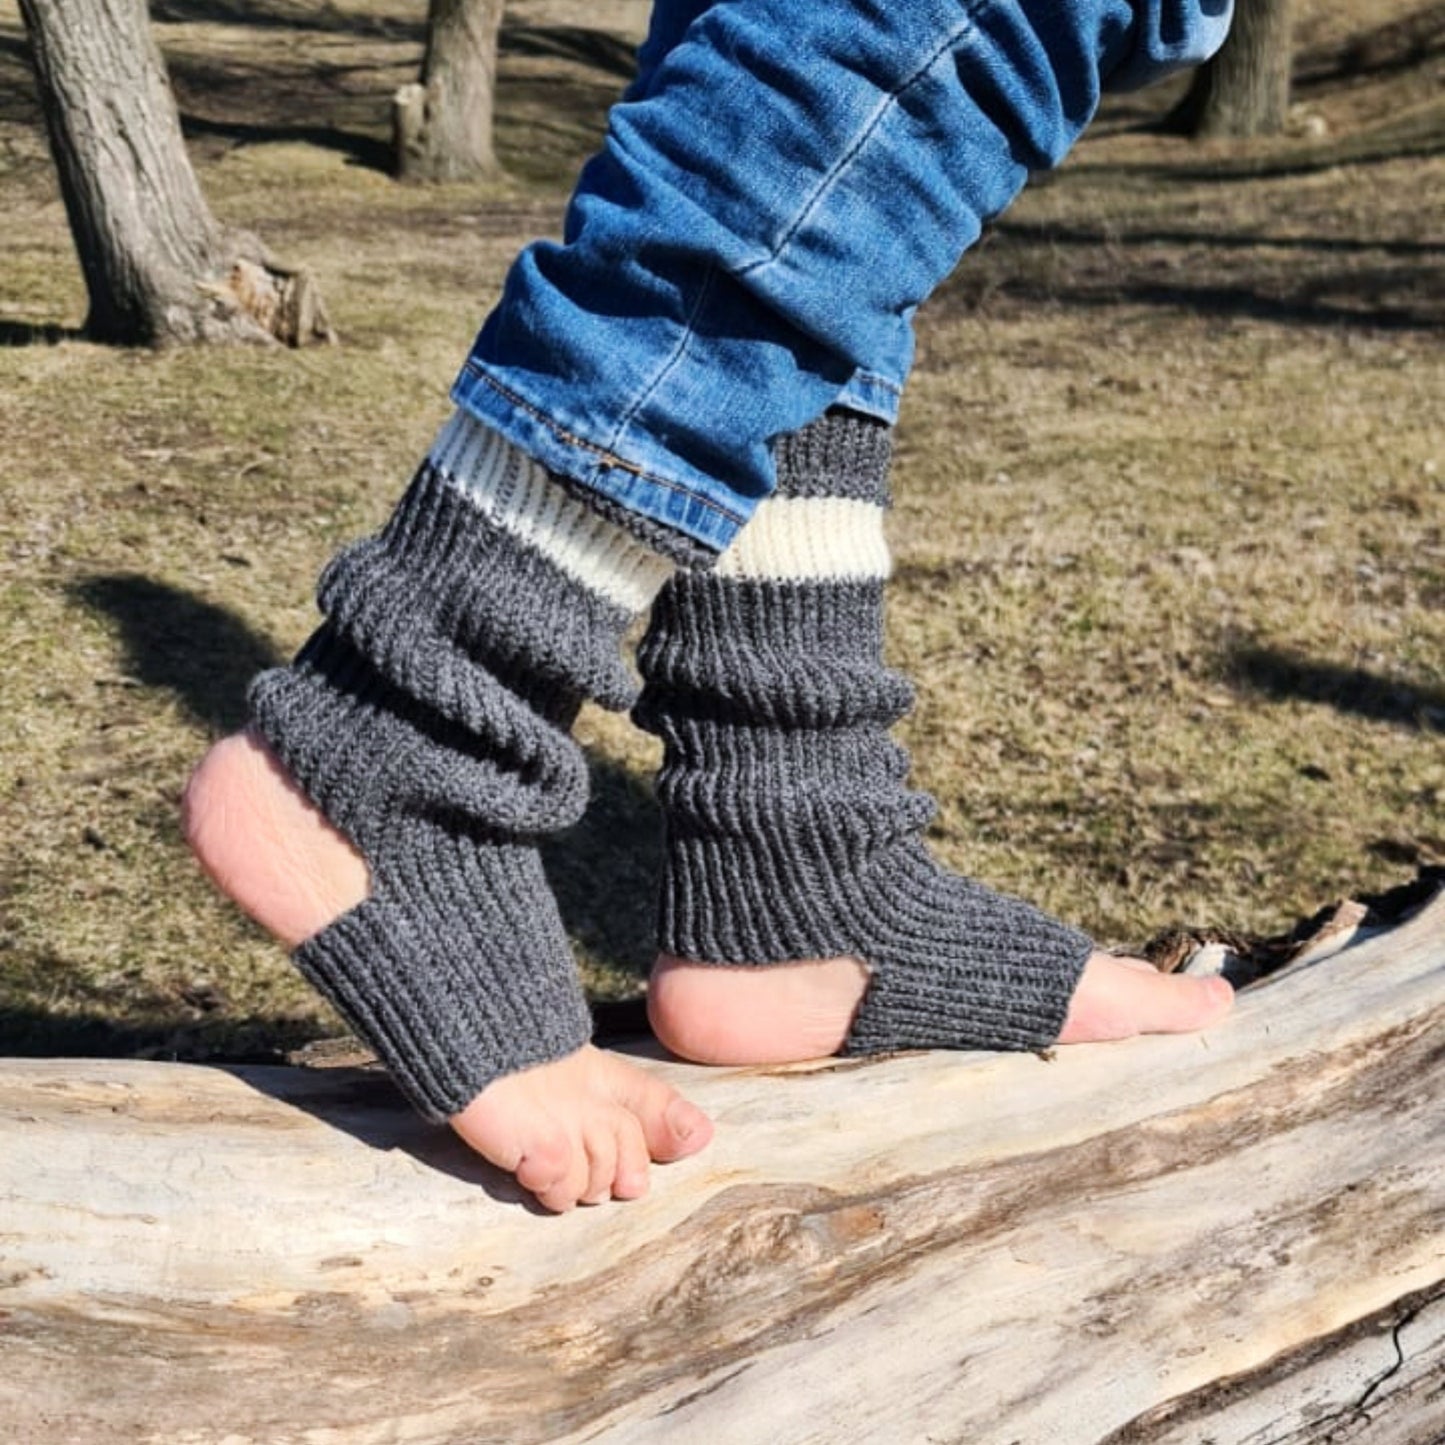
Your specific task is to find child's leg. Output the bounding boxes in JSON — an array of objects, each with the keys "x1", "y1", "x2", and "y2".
[
  {"x1": 634, "y1": 411, "x2": 1233, "y2": 1065},
  {"x1": 187, "y1": 1, "x2": 1233, "y2": 1207},
  {"x1": 186, "y1": 419, "x2": 710, "y2": 1212}
]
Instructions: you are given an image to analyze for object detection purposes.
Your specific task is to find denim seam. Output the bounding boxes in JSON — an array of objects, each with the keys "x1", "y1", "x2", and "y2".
[
  {"x1": 603, "y1": 260, "x2": 720, "y2": 455},
  {"x1": 456, "y1": 360, "x2": 749, "y2": 525},
  {"x1": 851, "y1": 369, "x2": 903, "y2": 397},
  {"x1": 735, "y1": 8, "x2": 988, "y2": 282}
]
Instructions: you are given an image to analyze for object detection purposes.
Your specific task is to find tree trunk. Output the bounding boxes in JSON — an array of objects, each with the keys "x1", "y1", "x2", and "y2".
[
  {"x1": 1167, "y1": 0, "x2": 1295, "y2": 139},
  {"x1": 18, "y1": 0, "x2": 334, "y2": 346},
  {"x1": 394, "y1": 0, "x2": 505, "y2": 182},
  {"x1": 2, "y1": 881, "x2": 1442, "y2": 1443}
]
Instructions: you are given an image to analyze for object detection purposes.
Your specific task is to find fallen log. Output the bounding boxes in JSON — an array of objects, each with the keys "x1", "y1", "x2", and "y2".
[{"x1": 2, "y1": 883, "x2": 1442, "y2": 1445}]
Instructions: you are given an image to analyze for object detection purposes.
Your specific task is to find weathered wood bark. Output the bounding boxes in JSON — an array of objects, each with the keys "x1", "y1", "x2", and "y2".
[
  {"x1": 394, "y1": 0, "x2": 505, "y2": 181},
  {"x1": 18, "y1": 0, "x2": 334, "y2": 346},
  {"x1": 1168, "y1": 0, "x2": 1295, "y2": 139},
  {"x1": 2, "y1": 886, "x2": 1442, "y2": 1444}
]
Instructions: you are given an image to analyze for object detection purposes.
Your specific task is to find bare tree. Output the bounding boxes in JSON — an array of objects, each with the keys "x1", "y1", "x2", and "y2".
[
  {"x1": 19, "y1": 0, "x2": 333, "y2": 347},
  {"x1": 1167, "y1": 0, "x2": 1295, "y2": 139},
  {"x1": 393, "y1": 0, "x2": 506, "y2": 182}
]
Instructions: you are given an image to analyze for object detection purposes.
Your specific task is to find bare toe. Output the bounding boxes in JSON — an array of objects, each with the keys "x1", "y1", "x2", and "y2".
[
  {"x1": 514, "y1": 1126, "x2": 586, "y2": 1213},
  {"x1": 448, "y1": 1046, "x2": 711, "y2": 1211},
  {"x1": 604, "y1": 1054, "x2": 713, "y2": 1161},
  {"x1": 581, "y1": 1114, "x2": 621, "y2": 1205},
  {"x1": 612, "y1": 1116, "x2": 651, "y2": 1200},
  {"x1": 1059, "y1": 951, "x2": 1235, "y2": 1044}
]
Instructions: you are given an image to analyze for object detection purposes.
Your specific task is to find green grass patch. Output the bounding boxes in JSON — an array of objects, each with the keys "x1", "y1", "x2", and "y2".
[{"x1": 1, "y1": 0, "x2": 1441, "y2": 1059}]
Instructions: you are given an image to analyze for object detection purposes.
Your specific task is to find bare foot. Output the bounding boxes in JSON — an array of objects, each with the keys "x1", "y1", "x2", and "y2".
[
  {"x1": 184, "y1": 729, "x2": 712, "y2": 1210},
  {"x1": 648, "y1": 950, "x2": 1233, "y2": 1065},
  {"x1": 451, "y1": 1047, "x2": 709, "y2": 1212},
  {"x1": 1057, "y1": 952, "x2": 1234, "y2": 1043},
  {"x1": 183, "y1": 729, "x2": 370, "y2": 950}
]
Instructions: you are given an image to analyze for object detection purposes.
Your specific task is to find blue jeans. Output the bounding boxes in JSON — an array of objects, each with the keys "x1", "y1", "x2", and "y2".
[{"x1": 451, "y1": 0, "x2": 1232, "y2": 553}]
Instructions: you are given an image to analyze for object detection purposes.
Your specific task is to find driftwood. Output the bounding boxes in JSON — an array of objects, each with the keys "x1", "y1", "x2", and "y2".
[{"x1": 2, "y1": 884, "x2": 1442, "y2": 1444}]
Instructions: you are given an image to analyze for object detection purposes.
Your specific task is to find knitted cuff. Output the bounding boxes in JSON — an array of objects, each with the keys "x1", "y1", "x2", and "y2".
[
  {"x1": 249, "y1": 424, "x2": 675, "y2": 1118},
  {"x1": 840, "y1": 845, "x2": 1094, "y2": 1053}
]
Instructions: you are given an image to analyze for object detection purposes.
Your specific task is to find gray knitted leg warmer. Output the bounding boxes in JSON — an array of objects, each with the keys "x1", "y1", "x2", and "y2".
[
  {"x1": 633, "y1": 410, "x2": 1094, "y2": 1053},
  {"x1": 248, "y1": 413, "x2": 676, "y2": 1119}
]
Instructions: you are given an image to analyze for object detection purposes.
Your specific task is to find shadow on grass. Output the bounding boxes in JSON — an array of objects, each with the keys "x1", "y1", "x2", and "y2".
[
  {"x1": 0, "y1": 320, "x2": 84, "y2": 347},
  {"x1": 151, "y1": 0, "x2": 641, "y2": 76},
  {"x1": 1226, "y1": 644, "x2": 1445, "y2": 732},
  {"x1": 159, "y1": 17, "x2": 636, "y2": 175},
  {"x1": 0, "y1": 992, "x2": 328, "y2": 1063},
  {"x1": 936, "y1": 226, "x2": 1442, "y2": 334},
  {"x1": 543, "y1": 757, "x2": 661, "y2": 991},
  {"x1": 178, "y1": 112, "x2": 394, "y2": 171},
  {"x1": 65, "y1": 572, "x2": 659, "y2": 979},
  {"x1": 67, "y1": 574, "x2": 282, "y2": 735},
  {"x1": 1295, "y1": 9, "x2": 1445, "y2": 88},
  {"x1": 1078, "y1": 121, "x2": 1445, "y2": 183},
  {"x1": 0, "y1": 994, "x2": 648, "y2": 1066},
  {"x1": 994, "y1": 218, "x2": 1440, "y2": 261},
  {"x1": 152, "y1": 0, "x2": 423, "y2": 42},
  {"x1": 1071, "y1": 273, "x2": 1438, "y2": 333},
  {"x1": 501, "y1": 23, "x2": 638, "y2": 80}
]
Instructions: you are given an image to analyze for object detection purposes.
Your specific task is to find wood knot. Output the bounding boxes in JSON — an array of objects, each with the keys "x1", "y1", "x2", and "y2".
[{"x1": 669, "y1": 1208, "x2": 822, "y2": 1322}]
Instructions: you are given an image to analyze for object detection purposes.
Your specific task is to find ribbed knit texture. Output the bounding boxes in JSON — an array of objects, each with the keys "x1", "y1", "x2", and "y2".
[
  {"x1": 634, "y1": 409, "x2": 1094, "y2": 1053},
  {"x1": 249, "y1": 416, "x2": 677, "y2": 1119}
]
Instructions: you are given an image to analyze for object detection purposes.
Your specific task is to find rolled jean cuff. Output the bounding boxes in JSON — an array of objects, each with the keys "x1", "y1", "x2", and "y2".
[
  {"x1": 834, "y1": 369, "x2": 904, "y2": 427},
  {"x1": 451, "y1": 358, "x2": 751, "y2": 555}
]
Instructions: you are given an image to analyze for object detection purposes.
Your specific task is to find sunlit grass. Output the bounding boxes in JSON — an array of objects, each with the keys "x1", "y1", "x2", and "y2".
[{"x1": 0, "y1": 0, "x2": 1440, "y2": 1059}]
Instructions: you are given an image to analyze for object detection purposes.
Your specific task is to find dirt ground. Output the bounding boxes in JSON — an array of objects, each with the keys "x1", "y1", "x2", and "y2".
[{"x1": 0, "y1": 0, "x2": 1441, "y2": 1062}]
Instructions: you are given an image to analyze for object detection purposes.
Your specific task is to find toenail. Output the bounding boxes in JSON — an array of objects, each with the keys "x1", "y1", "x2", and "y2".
[{"x1": 666, "y1": 1098, "x2": 698, "y2": 1140}]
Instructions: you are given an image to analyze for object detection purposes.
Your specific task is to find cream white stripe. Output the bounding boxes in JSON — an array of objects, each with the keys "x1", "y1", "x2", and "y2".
[
  {"x1": 714, "y1": 496, "x2": 891, "y2": 581},
  {"x1": 428, "y1": 411, "x2": 673, "y2": 613}
]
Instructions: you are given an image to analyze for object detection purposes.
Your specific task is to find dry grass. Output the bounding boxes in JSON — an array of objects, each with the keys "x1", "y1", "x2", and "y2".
[{"x1": 0, "y1": 0, "x2": 1441, "y2": 1060}]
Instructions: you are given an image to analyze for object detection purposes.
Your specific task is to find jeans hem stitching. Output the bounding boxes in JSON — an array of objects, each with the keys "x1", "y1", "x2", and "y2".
[{"x1": 456, "y1": 361, "x2": 750, "y2": 526}]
